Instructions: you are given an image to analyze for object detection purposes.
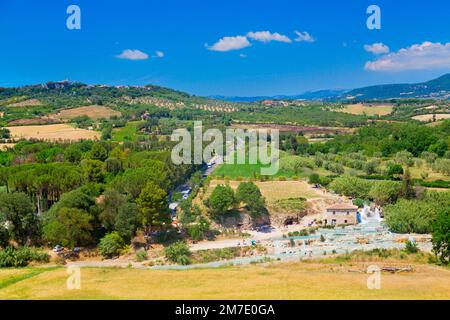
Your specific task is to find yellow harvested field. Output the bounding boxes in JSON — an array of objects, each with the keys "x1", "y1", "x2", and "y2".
[
  {"x1": 6, "y1": 124, "x2": 100, "y2": 142},
  {"x1": 338, "y1": 103, "x2": 393, "y2": 116},
  {"x1": 0, "y1": 143, "x2": 15, "y2": 151},
  {"x1": 207, "y1": 179, "x2": 326, "y2": 203},
  {"x1": 1, "y1": 263, "x2": 449, "y2": 299},
  {"x1": 55, "y1": 105, "x2": 121, "y2": 120},
  {"x1": 412, "y1": 114, "x2": 450, "y2": 122}
]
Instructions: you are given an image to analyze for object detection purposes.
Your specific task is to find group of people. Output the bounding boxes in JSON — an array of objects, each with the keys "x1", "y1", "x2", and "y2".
[{"x1": 237, "y1": 239, "x2": 257, "y2": 246}]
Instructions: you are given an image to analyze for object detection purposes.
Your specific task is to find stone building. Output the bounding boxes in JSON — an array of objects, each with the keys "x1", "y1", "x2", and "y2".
[{"x1": 324, "y1": 203, "x2": 359, "y2": 226}]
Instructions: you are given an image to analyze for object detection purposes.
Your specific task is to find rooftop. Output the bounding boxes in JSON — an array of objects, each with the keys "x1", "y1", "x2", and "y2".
[{"x1": 326, "y1": 203, "x2": 358, "y2": 211}]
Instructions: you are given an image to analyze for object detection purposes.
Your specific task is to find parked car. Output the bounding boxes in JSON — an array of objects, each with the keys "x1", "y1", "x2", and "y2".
[
  {"x1": 53, "y1": 245, "x2": 64, "y2": 253},
  {"x1": 257, "y1": 225, "x2": 272, "y2": 233}
]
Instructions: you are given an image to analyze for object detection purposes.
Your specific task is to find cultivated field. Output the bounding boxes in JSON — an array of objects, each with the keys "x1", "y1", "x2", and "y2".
[
  {"x1": 6, "y1": 124, "x2": 100, "y2": 142},
  {"x1": 206, "y1": 179, "x2": 326, "y2": 203},
  {"x1": 212, "y1": 154, "x2": 360, "y2": 179},
  {"x1": 7, "y1": 98, "x2": 42, "y2": 108},
  {"x1": 337, "y1": 103, "x2": 393, "y2": 116},
  {"x1": 55, "y1": 105, "x2": 121, "y2": 120},
  {"x1": 412, "y1": 114, "x2": 450, "y2": 122},
  {"x1": 213, "y1": 162, "x2": 295, "y2": 178},
  {"x1": 112, "y1": 121, "x2": 143, "y2": 142},
  {"x1": 1, "y1": 262, "x2": 449, "y2": 299},
  {"x1": 231, "y1": 123, "x2": 353, "y2": 135},
  {"x1": 7, "y1": 117, "x2": 58, "y2": 126}
]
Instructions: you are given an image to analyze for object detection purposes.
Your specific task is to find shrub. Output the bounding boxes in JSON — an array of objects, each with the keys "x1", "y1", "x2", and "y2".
[
  {"x1": 186, "y1": 217, "x2": 210, "y2": 241},
  {"x1": 416, "y1": 179, "x2": 450, "y2": 189},
  {"x1": 404, "y1": 240, "x2": 419, "y2": 254},
  {"x1": 171, "y1": 192, "x2": 183, "y2": 202},
  {"x1": 308, "y1": 173, "x2": 321, "y2": 185},
  {"x1": 207, "y1": 184, "x2": 235, "y2": 216},
  {"x1": 395, "y1": 151, "x2": 414, "y2": 167},
  {"x1": 324, "y1": 162, "x2": 344, "y2": 174},
  {"x1": 164, "y1": 241, "x2": 191, "y2": 265},
  {"x1": 280, "y1": 155, "x2": 315, "y2": 173},
  {"x1": 421, "y1": 151, "x2": 438, "y2": 165},
  {"x1": 0, "y1": 247, "x2": 49, "y2": 268},
  {"x1": 43, "y1": 207, "x2": 94, "y2": 248},
  {"x1": 363, "y1": 160, "x2": 379, "y2": 175},
  {"x1": 287, "y1": 227, "x2": 317, "y2": 237},
  {"x1": 319, "y1": 176, "x2": 332, "y2": 186},
  {"x1": 135, "y1": 250, "x2": 148, "y2": 262},
  {"x1": 193, "y1": 248, "x2": 236, "y2": 263},
  {"x1": 236, "y1": 182, "x2": 266, "y2": 217},
  {"x1": 420, "y1": 171, "x2": 429, "y2": 180},
  {"x1": 433, "y1": 159, "x2": 450, "y2": 176},
  {"x1": 98, "y1": 232, "x2": 124, "y2": 258},
  {"x1": 314, "y1": 156, "x2": 323, "y2": 167},
  {"x1": 329, "y1": 175, "x2": 372, "y2": 199},
  {"x1": 432, "y1": 209, "x2": 450, "y2": 264},
  {"x1": 385, "y1": 199, "x2": 439, "y2": 233},
  {"x1": 273, "y1": 198, "x2": 307, "y2": 214},
  {"x1": 352, "y1": 198, "x2": 366, "y2": 208},
  {"x1": 386, "y1": 163, "x2": 404, "y2": 177},
  {"x1": 369, "y1": 181, "x2": 402, "y2": 205}
]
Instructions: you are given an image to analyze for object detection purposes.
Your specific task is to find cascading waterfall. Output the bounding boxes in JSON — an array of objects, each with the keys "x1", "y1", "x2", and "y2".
[{"x1": 358, "y1": 205, "x2": 382, "y2": 224}]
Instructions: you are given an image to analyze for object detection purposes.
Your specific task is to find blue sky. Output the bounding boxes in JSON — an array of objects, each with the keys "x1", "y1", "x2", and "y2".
[{"x1": 1, "y1": 0, "x2": 450, "y2": 96}]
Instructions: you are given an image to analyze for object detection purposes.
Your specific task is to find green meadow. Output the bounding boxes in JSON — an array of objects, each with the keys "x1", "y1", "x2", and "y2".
[{"x1": 112, "y1": 121, "x2": 143, "y2": 143}]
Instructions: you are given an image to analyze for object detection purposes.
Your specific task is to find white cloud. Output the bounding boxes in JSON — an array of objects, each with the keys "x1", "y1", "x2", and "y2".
[
  {"x1": 239, "y1": 53, "x2": 247, "y2": 58},
  {"x1": 294, "y1": 31, "x2": 315, "y2": 43},
  {"x1": 208, "y1": 36, "x2": 251, "y2": 52},
  {"x1": 117, "y1": 49, "x2": 149, "y2": 60},
  {"x1": 154, "y1": 51, "x2": 164, "y2": 58},
  {"x1": 365, "y1": 41, "x2": 450, "y2": 71},
  {"x1": 364, "y1": 42, "x2": 390, "y2": 54},
  {"x1": 209, "y1": 29, "x2": 315, "y2": 52},
  {"x1": 246, "y1": 31, "x2": 291, "y2": 43}
]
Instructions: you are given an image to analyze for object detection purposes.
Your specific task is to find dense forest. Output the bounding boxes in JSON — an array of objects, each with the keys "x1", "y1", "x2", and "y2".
[{"x1": 0, "y1": 138, "x2": 199, "y2": 252}]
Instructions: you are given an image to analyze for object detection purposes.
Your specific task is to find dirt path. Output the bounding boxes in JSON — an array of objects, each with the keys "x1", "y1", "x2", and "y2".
[{"x1": 67, "y1": 260, "x2": 146, "y2": 269}]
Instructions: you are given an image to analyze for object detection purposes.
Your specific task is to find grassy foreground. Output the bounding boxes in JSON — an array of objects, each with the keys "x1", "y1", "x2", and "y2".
[{"x1": 1, "y1": 261, "x2": 450, "y2": 300}]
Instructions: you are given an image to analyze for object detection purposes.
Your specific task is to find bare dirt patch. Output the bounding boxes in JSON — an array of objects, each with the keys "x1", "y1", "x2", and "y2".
[
  {"x1": 6, "y1": 124, "x2": 100, "y2": 142},
  {"x1": 55, "y1": 105, "x2": 122, "y2": 121}
]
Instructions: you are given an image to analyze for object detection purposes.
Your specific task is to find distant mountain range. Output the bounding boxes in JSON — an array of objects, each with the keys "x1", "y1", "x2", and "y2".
[
  {"x1": 3, "y1": 74, "x2": 450, "y2": 104},
  {"x1": 212, "y1": 74, "x2": 450, "y2": 102},
  {"x1": 211, "y1": 89, "x2": 347, "y2": 102}
]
